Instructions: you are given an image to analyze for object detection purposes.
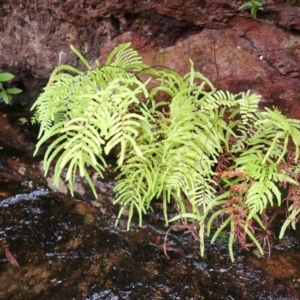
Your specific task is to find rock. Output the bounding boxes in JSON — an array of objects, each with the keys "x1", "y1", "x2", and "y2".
[
  {"x1": 0, "y1": 1, "x2": 299, "y2": 117},
  {"x1": 46, "y1": 176, "x2": 68, "y2": 194}
]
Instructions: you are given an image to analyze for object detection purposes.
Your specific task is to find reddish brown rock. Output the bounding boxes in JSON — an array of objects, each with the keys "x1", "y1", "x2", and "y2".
[{"x1": 0, "y1": 0, "x2": 300, "y2": 117}]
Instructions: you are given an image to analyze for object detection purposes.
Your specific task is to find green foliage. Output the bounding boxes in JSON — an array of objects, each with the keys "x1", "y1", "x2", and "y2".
[
  {"x1": 239, "y1": 0, "x2": 265, "y2": 19},
  {"x1": 0, "y1": 72, "x2": 22, "y2": 104},
  {"x1": 32, "y1": 43, "x2": 300, "y2": 262}
]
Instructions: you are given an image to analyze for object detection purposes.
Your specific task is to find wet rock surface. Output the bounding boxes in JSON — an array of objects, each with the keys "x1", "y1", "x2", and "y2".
[
  {"x1": 1, "y1": 188, "x2": 300, "y2": 300},
  {"x1": 0, "y1": 104, "x2": 299, "y2": 299}
]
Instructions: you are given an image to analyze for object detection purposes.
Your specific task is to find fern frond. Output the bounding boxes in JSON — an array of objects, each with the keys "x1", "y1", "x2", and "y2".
[
  {"x1": 236, "y1": 91, "x2": 261, "y2": 123},
  {"x1": 228, "y1": 91, "x2": 261, "y2": 152},
  {"x1": 31, "y1": 74, "x2": 77, "y2": 136},
  {"x1": 105, "y1": 42, "x2": 151, "y2": 74},
  {"x1": 236, "y1": 151, "x2": 281, "y2": 181},
  {"x1": 169, "y1": 211, "x2": 207, "y2": 256},
  {"x1": 246, "y1": 180, "x2": 278, "y2": 216},
  {"x1": 70, "y1": 45, "x2": 92, "y2": 69},
  {"x1": 205, "y1": 90, "x2": 237, "y2": 109},
  {"x1": 256, "y1": 108, "x2": 300, "y2": 163},
  {"x1": 279, "y1": 206, "x2": 300, "y2": 239}
]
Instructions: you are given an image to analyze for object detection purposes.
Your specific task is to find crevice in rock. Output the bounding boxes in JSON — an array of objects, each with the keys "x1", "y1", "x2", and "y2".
[{"x1": 121, "y1": 10, "x2": 203, "y2": 47}]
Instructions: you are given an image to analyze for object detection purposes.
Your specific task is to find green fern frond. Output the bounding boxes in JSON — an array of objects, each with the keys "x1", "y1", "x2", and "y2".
[
  {"x1": 169, "y1": 211, "x2": 207, "y2": 256},
  {"x1": 234, "y1": 149, "x2": 283, "y2": 215},
  {"x1": 228, "y1": 91, "x2": 261, "y2": 153},
  {"x1": 246, "y1": 181, "x2": 277, "y2": 215},
  {"x1": 205, "y1": 90, "x2": 237, "y2": 109},
  {"x1": 279, "y1": 206, "x2": 300, "y2": 239},
  {"x1": 256, "y1": 108, "x2": 300, "y2": 163},
  {"x1": 237, "y1": 91, "x2": 261, "y2": 123},
  {"x1": 70, "y1": 45, "x2": 92, "y2": 69},
  {"x1": 106, "y1": 43, "x2": 142, "y2": 68}
]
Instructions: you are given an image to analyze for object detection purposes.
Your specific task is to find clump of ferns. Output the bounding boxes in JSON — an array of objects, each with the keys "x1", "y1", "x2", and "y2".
[
  {"x1": 193, "y1": 105, "x2": 300, "y2": 260},
  {"x1": 31, "y1": 43, "x2": 300, "y2": 262}
]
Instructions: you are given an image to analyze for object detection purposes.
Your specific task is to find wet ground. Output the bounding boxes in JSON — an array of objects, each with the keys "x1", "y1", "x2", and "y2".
[{"x1": 1, "y1": 103, "x2": 300, "y2": 299}]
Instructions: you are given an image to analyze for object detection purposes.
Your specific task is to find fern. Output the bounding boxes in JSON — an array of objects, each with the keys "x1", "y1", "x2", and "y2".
[
  {"x1": 115, "y1": 61, "x2": 236, "y2": 228},
  {"x1": 32, "y1": 43, "x2": 300, "y2": 262},
  {"x1": 32, "y1": 43, "x2": 154, "y2": 197}
]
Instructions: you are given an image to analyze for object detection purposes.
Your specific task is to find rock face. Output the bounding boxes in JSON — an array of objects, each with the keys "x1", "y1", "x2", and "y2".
[{"x1": 0, "y1": 0, "x2": 300, "y2": 117}]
